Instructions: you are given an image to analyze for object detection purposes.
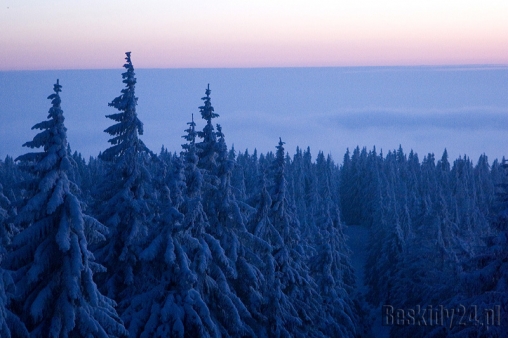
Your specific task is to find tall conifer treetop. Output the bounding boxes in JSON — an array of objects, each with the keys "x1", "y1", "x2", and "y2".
[
  {"x1": 196, "y1": 84, "x2": 221, "y2": 173},
  {"x1": 274, "y1": 138, "x2": 286, "y2": 189},
  {"x1": 101, "y1": 52, "x2": 149, "y2": 162},
  {"x1": 182, "y1": 114, "x2": 197, "y2": 150},
  {"x1": 17, "y1": 79, "x2": 68, "y2": 169},
  {"x1": 199, "y1": 84, "x2": 219, "y2": 123},
  {"x1": 109, "y1": 52, "x2": 137, "y2": 115},
  {"x1": 197, "y1": 84, "x2": 219, "y2": 147},
  {"x1": 181, "y1": 114, "x2": 202, "y2": 198}
]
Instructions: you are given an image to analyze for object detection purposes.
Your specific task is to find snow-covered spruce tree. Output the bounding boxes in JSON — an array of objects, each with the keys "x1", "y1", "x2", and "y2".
[
  {"x1": 475, "y1": 154, "x2": 496, "y2": 229},
  {"x1": 181, "y1": 115, "x2": 254, "y2": 337},
  {"x1": 69, "y1": 150, "x2": 95, "y2": 208},
  {"x1": 0, "y1": 183, "x2": 28, "y2": 337},
  {"x1": 373, "y1": 151, "x2": 415, "y2": 310},
  {"x1": 0, "y1": 184, "x2": 16, "y2": 247},
  {"x1": 451, "y1": 155, "x2": 488, "y2": 251},
  {"x1": 196, "y1": 84, "x2": 219, "y2": 175},
  {"x1": 315, "y1": 152, "x2": 356, "y2": 292},
  {"x1": 93, "y1": 52, "x2": 155, "y2": 308},
  {"x1": 179, "y1": 115, "x2": 225, "y2": 336},
  {"x1": 266, "y1": 138, "x2": 323, "y2": 337},
  {"x1": 365, "y1": 152, "x2": 407, "y2": 307},
  {"x1": 247, "y1": 169, "x2": 297, "y2": 337},
  {"x1": 239, "y1": 148, "x2": 260, "y2": 200},
  {"x1": 121, "y1": 117, "x2": 220, "y2": 337},
  {"x1": 216, "y1": 125, "x2": 269, "y2": 336},
  {"x1": 293, "y1": 147, "x2": 319, "y2": 255},
  {"x1": 5, "y1": 80, "x2": 126, "y2": 337},
  {"x1": 325, "y1": 154, "x2": 342, "y2": 220},
  {"x1": 360, "y1": 147, "x2": 383, "y2": 229},
  {"x1": 362, "y1": 150, "x2": 385, "y2": 305},
  {"x1": 122, "y1": 182, "x2": 215, "y2": 337},
  {"x1": 0, "y1": 155, "x2": 27, "y2": 208},
  {"x1": 390, "y1": 154, "x2": 460, "y2": 337},
  {"x1": 86, "y1": 155, "x2": 106, "y2": 203},
  {"x1": 0, "y1": 258, "x2": 28, "y2": 337},
  {"x1": 289, "y1": 147, "x2": 308, "y2": 238},
  {"x1": 339, "y1": 148, "x2": 353, "y2": 224},
  {"x1": 0, "y1": 191, "x2": 7, "y2": 234},
  {"x1": 308, "y1": 151, "x2": 360, "y2": 337},
  {"x1": 228, "y1": 146, "x2": 245, "y2": 201},
  {"x1": 230, "y1": 148, "x2": 249, "y2": 202},
  {"x1": 491, "y1": 158, "x2": 506, "y2": 189},
  {"x1": 169, "y1": 152, "x2": 186, "y2": 210},
  {"x1": 442, "y1": 160, "x2": 508, "y2": 337},
  {"x1": 302, "y1": 147, "x2": 319, "y2": 241},
  {"x1": 195, "y1": 86, "x2": 267, "y2": 336},
  {"x1": 347, "y1": 147, "x2": 364, "y2": 225}
]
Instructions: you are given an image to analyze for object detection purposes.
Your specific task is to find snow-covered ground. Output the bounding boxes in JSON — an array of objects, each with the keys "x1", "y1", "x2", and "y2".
[{"x1": 345, "y1": 224, "x2": 390, "y2": 338}]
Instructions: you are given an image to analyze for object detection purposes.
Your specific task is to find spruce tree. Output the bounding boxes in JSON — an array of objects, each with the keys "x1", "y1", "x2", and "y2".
[
  {"x1": 122, "y1": 184, "x2": 215, "y2": 337},
  {"x1": 289, "y1": 147, "x2": 308, "y2": 236},
  {"x1": 242, "y1": 149, "x2": 260, "y2": 199},
  {"x1": 0, "y1": 263, "x2": 28, "y2": 337},
  {"x1": 0, "y1": 184, "x2": 28, "y2": 337},
  {"x1": 196, "y1": 84, "x2": 219, "y2": 174},
  {"x1": 182, "y1": 115, "x2": 251, "y2": 337},
  {"x1": 6, "y1": 80, "x2": 126, "y2": 337},
  {"x1": 301, "y1": 147, "x2": 319, "y2": 252},
  {"x1": 475, "y1": 154, "x2": 495, "y2": 229},
  {"x1": 248, "y1": 169, "x2": 295, "y2": 337},
  {"x1": 365, "y1": 152, "x2": 406, "y2": 307},
  {"x1": 0, "y1": 184, "x2": 15, "y2": 247},
  {"x1": 194, "y1": 86, "x2": 267, "y2": 336},
  {"x1": 121, "y1": 116, "x2": 220, "y2": 337},
  {"x1": 309, "y1": 151, "x2": 359, "y2": 337},
  {"x1": 445, "y1": 161, "x2": 508, "y2": 337},
  {"x1": 266, "y1": 138, "x2": 322, "y2": 337},
  {"x1": 0, "y1": 155, "x2": 27, "y2": 208},
  {"x1": 93, "y1": 52, "x2": 155, "y2": 308}
]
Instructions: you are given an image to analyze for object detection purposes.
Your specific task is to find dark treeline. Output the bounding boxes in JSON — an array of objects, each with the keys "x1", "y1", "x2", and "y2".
[
  {"x1": 341, "y1": 146, "x2": 507, "y2": 337},
  {"x1": 0, "y1": 53, "x2": 506, "y2": 337}
]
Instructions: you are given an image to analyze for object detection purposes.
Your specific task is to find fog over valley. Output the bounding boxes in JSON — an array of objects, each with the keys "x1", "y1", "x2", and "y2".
[{"x1": 1, "y1": 65, "x2": 506, "y2": 163}]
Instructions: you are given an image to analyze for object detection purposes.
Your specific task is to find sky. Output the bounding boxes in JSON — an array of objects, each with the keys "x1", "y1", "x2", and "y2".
[
  {"x1": 0, "y1": 1, "x2": 507, "y2": 164},
  {"x1": 1, "y1": 0, "x2": 508, "y2": 70}
]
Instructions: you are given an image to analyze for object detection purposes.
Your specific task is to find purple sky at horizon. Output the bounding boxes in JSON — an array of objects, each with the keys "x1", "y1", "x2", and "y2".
[{"x1": 1, "y1": 1, "x2": 508, "y2": 70}]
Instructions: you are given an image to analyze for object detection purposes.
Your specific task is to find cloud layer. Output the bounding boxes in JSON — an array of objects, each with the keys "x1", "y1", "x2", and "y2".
[
  {"x1": 1, "y1": 66, "x2": 506, "y2": 164},
  {"x1": 329, "y1": 107, "x2": 508, "y2": 130}
]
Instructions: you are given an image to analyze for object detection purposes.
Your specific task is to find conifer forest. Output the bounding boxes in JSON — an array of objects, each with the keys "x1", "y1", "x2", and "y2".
[{"x1": 0, "y1": 52, "x2": 506, "y2": 337}]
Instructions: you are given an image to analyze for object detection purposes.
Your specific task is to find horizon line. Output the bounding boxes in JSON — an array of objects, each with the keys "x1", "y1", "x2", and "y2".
[{"x1": 2, "y1": 63, "x2": 508, "y2": 72}]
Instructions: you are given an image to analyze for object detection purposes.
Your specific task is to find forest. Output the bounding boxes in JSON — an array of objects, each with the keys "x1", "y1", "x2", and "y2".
[{"x1": 0, "y1": 52, "x2": 506, "y2": 337}]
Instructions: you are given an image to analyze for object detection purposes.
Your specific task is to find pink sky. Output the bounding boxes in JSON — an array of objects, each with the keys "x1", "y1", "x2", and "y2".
[{"x1": 1, "y1": 1, "x2": 508, "y2": 70}]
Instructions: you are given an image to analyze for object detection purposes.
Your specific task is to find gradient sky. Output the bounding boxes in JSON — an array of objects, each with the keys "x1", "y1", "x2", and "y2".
[{"x1": 1, "y1": 0, "x2": 508, "y2": 70}]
